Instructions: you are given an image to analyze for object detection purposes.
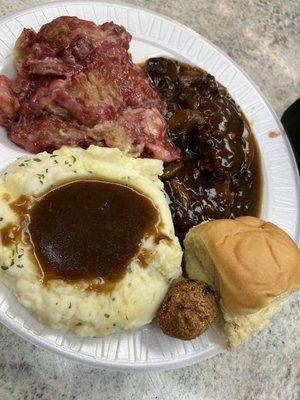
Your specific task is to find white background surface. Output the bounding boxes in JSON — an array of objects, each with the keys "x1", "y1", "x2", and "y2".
[{"x1": 0, "y1": 1, "x2": 299, "y2": 399}]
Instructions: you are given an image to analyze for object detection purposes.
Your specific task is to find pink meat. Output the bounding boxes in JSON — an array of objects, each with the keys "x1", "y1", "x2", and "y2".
[
  {"x1": 13, "y1": 28, "x2": 36, "y2": 73},
  {"x1": 16, "y1": 17, "x2": 131, "y2": 77},
  {"x1": 9, "y1": 108, "x2": 178, "y2": 162},
  {"x1": 0, "y1": 16, "x2": 180, "y2": 162},
  {"x1": 0, "y1": 76, "x2": 19, "y2": 127},
  {"x1": 9, "y1": 114, "x2": 102, "y2": 153},
  {"x1": 116, "y1": 108, "x2": 178, "y2": 162}
]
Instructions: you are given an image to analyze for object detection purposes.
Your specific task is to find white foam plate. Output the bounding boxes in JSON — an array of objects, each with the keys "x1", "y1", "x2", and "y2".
[{"x1": 0, "y1": 0, "x2": 299, "y2": 370}]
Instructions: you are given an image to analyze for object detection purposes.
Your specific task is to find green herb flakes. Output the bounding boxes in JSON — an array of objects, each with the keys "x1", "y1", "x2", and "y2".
[
  {"x1": 33, "y1": 158, "x2": 42, "y2": 162},
  {"x1": 1, "y1": 265, "x2": 8, "y2": 271},
  {"x1": 104, "y1": 313, "x2": 110, "y2": 318}
]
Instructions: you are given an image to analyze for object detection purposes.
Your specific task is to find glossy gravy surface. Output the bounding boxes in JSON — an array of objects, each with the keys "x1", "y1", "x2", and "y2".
[
  {"x1": 144, "y1": 58, "x2": 262, "y2": 241},
  {"x1": 28, "y1": 180, "x2": 159, "y2": 282}
]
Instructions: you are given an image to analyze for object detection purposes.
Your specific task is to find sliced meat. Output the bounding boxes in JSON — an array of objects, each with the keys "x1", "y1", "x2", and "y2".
[
  {"x1": 118, "y1": 108, "x2": 179, "y2": 161},
  {"x1": 13, "y1": 28, "x2": 36, "y2": 73},
  {"x1": 9, "y1": 114, "x2": 100, "y2": 153},
  {"x1": 0, "y1": 76, "x2": 19, "y2": 127},
  {"x1": 9, "y1": 108, "x2": 179, "y2": 162},
  {"x1": 14, "y1": 16, "x2": 131, "y2": 77},
  {"x1": 0, "y1": 17, "x2": 177, "y2": 162},
  {"x1": 26, "y1": 43, "x2": 165, "y2": 122}
]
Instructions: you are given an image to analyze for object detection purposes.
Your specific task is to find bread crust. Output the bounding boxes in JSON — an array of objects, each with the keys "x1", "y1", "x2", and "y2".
[
  {"x1": 185, "y1": 216, "x2": 300, "y2": 314},
  {"x1": 184, "y1": 217, "x2": 300, "y2": 349}
]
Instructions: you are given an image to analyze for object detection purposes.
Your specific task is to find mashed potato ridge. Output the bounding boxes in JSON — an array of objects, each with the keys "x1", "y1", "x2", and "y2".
[{"x1": 0, "y1": 146, "x2": 182, "y2": 337}]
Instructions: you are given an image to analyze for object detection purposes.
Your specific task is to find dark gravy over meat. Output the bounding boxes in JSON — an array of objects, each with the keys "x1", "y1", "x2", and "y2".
[
  {"x1": 144, "y1": 58, "x2": 262, "y2": 242},
  {"x1": 27, "y1": 180, "x2": 159, "y2": 282}
]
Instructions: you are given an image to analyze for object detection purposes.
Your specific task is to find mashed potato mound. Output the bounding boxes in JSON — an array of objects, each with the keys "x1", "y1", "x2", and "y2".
[{"x1": 0, "y1": 146, "x2": 182, "y2": 337}]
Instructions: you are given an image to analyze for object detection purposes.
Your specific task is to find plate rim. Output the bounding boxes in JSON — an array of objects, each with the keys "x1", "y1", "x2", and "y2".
[
  {"x1": 0, "y1": 311, "x2": 223, "y2": 370},
  {"x1": 0, "y1": 0, "x2": 299, "y2": 370}
]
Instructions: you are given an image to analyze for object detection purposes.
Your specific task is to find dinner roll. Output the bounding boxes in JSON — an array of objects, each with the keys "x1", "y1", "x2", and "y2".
[{"x1": 184, "y1": 216, "x2": 300, "y2": 349}]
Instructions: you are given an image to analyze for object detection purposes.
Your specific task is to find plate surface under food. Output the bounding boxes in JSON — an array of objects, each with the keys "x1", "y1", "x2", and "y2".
[{"x1": 0, "y1": 0, "x2": 299, "y2": 370}]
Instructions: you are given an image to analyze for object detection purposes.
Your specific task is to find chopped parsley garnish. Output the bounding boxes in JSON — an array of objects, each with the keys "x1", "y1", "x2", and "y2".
[
  {"x1": 0, "y1": 217, "x2": 3, "y2": 222},
  {"x1": 69, "y1": 303, "x2": 72, "y2": 309},
  {"x1": 37, "y1": 173, "x2": 46, "y2": 184},
  {"x1": 18, "y1": 163, "x2": 25, "y2": 167},
  {"x1": 33, "y1": 158, "x2": 42, "y2": 162},
  {"x1": 1, "y1": 265, "x2": 8, "y2": 270},
  {"x1": 17, "y1": 264, "x2": 24, "y2": 269},
  {"x1": 104, "y1": 313, "x2": 110, "y2": 318},
  {"x1": 16, "y1": 243, "x2": 24, "y2": 259},
  {"x1": 71, "y1": 155, "x2": 76, "y2": 164},
  {"x1": 50, "y1": 154, "x2": 58, "y2": 158}
]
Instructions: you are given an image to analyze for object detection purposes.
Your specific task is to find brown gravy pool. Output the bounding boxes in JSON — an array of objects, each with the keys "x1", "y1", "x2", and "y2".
[{"x1": 26, "y1": 180, "x2": 159, "y2": 282}]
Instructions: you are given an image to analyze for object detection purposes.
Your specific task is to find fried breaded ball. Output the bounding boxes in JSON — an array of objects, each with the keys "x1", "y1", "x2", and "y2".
[{"x1": 157, "y1": 279, "x2": 218, "y2": 340}]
